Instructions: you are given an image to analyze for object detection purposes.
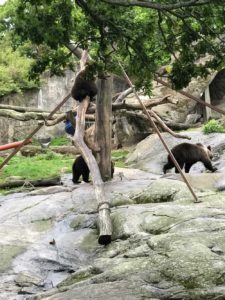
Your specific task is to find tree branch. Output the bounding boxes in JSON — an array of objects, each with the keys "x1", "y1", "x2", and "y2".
[
  {"x1": 112, "y1": 94, "x2": 173, "y2": 111},
  {"x1": 114, "y1": 87, "x2": 133, "y2": 103},
  {"x1": 101, "y1": 0, "x2": 211, "y2": 10}
]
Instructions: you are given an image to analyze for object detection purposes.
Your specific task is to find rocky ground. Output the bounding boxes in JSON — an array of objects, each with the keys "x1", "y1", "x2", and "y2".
[{"x1": 1, "y1": 131, "x2": 225, "y2": 300}]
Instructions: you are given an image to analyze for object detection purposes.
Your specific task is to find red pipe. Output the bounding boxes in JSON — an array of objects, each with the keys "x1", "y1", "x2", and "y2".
[{"x1": 0, "y1": 139, "x2": 32, "y2": 151}]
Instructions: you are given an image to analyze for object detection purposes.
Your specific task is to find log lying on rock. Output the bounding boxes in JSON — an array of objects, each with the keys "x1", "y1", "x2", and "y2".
[
  {"x1": 20, "y1": 145, "x2": 80, "y2": 156},
  {"x1": 0, "y1": 176, "x2": 61, "y2": 189}
]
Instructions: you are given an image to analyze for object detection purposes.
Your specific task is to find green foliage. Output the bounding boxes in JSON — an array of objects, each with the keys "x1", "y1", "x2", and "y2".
[
  {"x1": 202, "y1": 119, "x2": 225, "y2": 134},
  {"x1": 112, "y1": 150, "x2": 129, "y2": 168},
  {"x1": 1, "y1": 0, "x2": 225, "y2": 93},
  {"x1": 0, "y1": 150, "x2": 129, "y2": 191},
  {"x1": 0, "y1": 35, "x2": 38, "y2": 96}
]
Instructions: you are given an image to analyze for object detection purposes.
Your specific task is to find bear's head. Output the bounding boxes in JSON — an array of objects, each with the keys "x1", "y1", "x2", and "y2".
[
  {"x1": 197, "y1": 143, "x2": 213, "y2": 160},
  {"x1": 206, "y1": 145, "x2": 213, "y2": 159}
]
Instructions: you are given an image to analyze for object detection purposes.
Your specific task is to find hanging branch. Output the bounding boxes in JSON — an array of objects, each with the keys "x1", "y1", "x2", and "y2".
[{"x1": 119, "y1": 62, "x2": 199, "y2": 203}]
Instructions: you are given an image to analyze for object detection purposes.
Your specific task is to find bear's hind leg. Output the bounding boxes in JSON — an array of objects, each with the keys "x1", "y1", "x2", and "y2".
[
  {"x1": 184, "y1": 163, "x2": 193, "y2": 173},
  {"x1": 72, "y1": 171, "x2": 82, "y2": 184},
  {"x1": 82, "y1": 171, "x2": 90, "y2": 183}
]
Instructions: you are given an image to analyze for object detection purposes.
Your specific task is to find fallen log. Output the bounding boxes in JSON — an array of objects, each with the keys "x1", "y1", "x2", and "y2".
[
  {"x1": 0, "y1": 176, "x2": 61, "y2": 189},
  {"x1": 20, "y1": 145, "x2": 80, "y2": 156}
]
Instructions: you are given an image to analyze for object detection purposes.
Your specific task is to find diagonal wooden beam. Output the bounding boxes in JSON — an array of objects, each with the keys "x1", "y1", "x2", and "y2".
[{"x1": 119, "y1": 62, "x2": 199, "y2": 203}]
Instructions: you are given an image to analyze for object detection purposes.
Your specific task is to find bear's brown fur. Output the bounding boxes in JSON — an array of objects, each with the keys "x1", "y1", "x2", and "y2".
[
  {"x1": 72, "y1": 156, "x2": 115, "y2": 184},
  {"x1": 71, "y1": 64, "x2": 98, "y2": 102},
  {"x1": 163, "y1": 142, "x2": 217, "y2": 174}
]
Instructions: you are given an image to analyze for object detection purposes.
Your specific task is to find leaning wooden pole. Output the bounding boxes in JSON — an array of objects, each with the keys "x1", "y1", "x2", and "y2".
[
  {"x1": 0, "y1": 93, "x2": 71, "y2": 171},
  {"x1": 119, "y1": 62, "x2": 199, "y2": 203},
  {"x1": 73, "y1": 97, "x2": 112, "y2": 245}
]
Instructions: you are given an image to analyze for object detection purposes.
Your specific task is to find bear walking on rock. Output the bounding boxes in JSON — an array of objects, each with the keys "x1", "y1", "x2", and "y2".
[{"x1": 163, "y1": 142, "x2": 217, "y2": 174}]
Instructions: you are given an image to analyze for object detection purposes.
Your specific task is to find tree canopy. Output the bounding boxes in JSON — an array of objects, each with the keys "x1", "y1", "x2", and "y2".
[{"x1": 1, "y1": 0, "x2": 225, "y2": 94}]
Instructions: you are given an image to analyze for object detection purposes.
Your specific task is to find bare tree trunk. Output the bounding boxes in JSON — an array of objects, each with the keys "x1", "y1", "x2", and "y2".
[
  {"x1": 96, "y1": 76, "x2": 113, "y2": 181},
  {"x1": 73, "y1": 97, "x2": 112, "y2": 245}
]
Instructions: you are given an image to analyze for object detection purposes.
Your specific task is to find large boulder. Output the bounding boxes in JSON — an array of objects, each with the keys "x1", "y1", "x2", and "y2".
[{"x1": 126, "y1": 130, "x2": 225, "y2": 174}]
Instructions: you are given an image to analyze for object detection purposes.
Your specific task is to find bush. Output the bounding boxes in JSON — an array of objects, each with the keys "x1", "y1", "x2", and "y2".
[{"x1": 202, "y1": 119, "x2": 225, "y2": 134}]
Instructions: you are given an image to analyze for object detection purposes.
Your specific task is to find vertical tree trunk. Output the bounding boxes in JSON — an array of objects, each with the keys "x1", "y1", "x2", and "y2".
[{"x1": 96, "y1": 76, "x2": 113, "y2": 181}]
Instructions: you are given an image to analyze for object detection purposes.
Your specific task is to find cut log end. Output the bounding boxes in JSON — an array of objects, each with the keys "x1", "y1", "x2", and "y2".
[{"x1": 98, "y1": 235, "x2": 111, "y2": 246}]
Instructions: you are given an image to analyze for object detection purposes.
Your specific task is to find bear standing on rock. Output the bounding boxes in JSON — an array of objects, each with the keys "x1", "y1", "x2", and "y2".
[
  {"x1": 72, "y1": 155, "x2": 115, "y2": 184},
  {"x1": 163, "y1": 142, "x2": 217, "y2": 174}
]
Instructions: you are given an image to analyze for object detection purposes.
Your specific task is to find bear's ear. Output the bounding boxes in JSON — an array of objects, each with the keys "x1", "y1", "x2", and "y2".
[{"x1": 207, "y1": 145, "x2": 212, "y2": 151}]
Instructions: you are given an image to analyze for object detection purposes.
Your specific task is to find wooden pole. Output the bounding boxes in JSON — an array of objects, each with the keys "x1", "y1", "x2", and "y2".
[
  {"x1": 119, "y1": 63, "x2": 199, "y2": 203},
  {"x1": 96, "y1": 76, "x2": 113, "y2": 181},
  {"x1": 204, "y1": 86, "x2": 212, "y2": 121}
]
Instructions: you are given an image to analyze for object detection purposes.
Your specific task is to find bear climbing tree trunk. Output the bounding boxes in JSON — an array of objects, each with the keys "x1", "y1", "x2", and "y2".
[{"x1": 96, "y1": 76, "x2": 113, "y2": 181}]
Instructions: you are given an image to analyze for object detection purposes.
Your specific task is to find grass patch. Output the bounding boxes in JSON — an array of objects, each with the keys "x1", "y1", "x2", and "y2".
[
  {"x1": 0, "y1": 152, "x2": 74, "y2": 185},
  {"x1": 49, "y1": 136, "x2": 71, "y2": 146},
  {"x1": 112, "y1": 150, "x2": 129, "y2": 168},
  {"x1": 0, "y1": 149, "x2": 129, "y2": 194}
]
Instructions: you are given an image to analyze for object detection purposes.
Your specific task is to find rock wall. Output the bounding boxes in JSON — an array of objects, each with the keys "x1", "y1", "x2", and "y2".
[
  {"x1": 0, "y1": 72, "x2": 130, "y2": 146},
  {"x1": 0, "y1": 70, "x2": 75, "y2": 145}
]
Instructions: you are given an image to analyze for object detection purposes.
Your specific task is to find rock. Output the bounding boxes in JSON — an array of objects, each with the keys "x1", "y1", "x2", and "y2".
[
  {"x1": 1, "y1": 149, "x2": 225, "y2": 299},
  {"x1": 185, "y1": 113, "x2": 201, "y2": 125},
  {"x1": 15, "y1": 271, "x2": 42, "y2": 287},
  {"x1": 126, "y1": 131, "x2": 225, "y2": 174}
]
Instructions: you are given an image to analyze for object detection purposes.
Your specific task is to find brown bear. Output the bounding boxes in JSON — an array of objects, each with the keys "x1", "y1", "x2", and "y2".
[
  {"x1": 72, "y1": 155, "x2": 115, "y2": 184},
  {"x1": 163, "y1": 142, "x2": 217, "y2": 174},
  {"x1": 71, "y1": 64, "x2": 98, "y2": 102}
]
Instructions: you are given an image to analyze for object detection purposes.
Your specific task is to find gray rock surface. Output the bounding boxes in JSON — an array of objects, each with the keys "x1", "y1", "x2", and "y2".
[
  {"x1": 126, "y1": 130, "x2": 225, "y2": 174},
  {"x1": 1, "y1": 132, "x2": 225, "y2": 299}
]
